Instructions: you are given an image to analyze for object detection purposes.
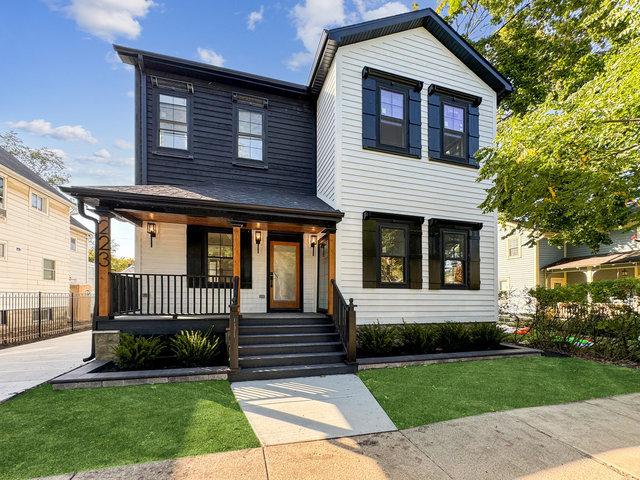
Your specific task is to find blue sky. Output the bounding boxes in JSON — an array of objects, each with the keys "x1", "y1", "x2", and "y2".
[{"x1": 0, "y1": 0, "x2": 435, "y2": 256}]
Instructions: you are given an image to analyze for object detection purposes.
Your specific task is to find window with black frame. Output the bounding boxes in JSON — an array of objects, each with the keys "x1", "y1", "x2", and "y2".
[
  {"x1": 442, "y1": 103, "x2": 466, "y2": 159},
  {"x1": 207, "y1": 232, "x2": 233, "y2": 278},
  {"x1": 159, "y1": 94, "x2": 188, "y2": 150},
  {"x1": 379, "y1": 88, "x2": 406, "y2": 149},
  {"x1": 379, "y1": 226, "x2": 407, "y2": 284},
  {"x1": 442, "y1": 230, "x2": 467, "y2": 286},
  {"x1": 237, "y1": 108, "x2": 264, "y2": 161}
]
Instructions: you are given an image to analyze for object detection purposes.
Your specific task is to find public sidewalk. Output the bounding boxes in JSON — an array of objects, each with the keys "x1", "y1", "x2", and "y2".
[
  {"x1": 0, "y1": 330, "x2": 91, "y2": 402},
  {"x1": 42, "y1": 392, "x2": 640, "y2": 480}
]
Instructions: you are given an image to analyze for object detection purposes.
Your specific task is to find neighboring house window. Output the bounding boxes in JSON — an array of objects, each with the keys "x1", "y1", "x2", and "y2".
[
  {"x1": 428, "y1": 219, "x2": 482, "y2": 290},
  {"x1": 428, "y1": 85, "x2": 481, "y2": 168},
  {"x1": 499, "y1": 278, "x2": 510, "y2": 292},
  {"x1": 507, "y1": 236, "x2": 521, "y2": 258},
  {"x1": 0, "y1": 241, "x2": 6, "y2": 260},
  {"x1": 43, "y1": 258, "x2": 56, "y2": 280},
  {"x1": 237, "y1": 109, "x2": 264, "y2": 161},
  {"x1": 158, "y1": 94, "x2": 188, "y2": 150},
  {"x1": 362, "y1": 67, "x2": 422, "y2": 158},
  {"x1": 362, "y1": 211, "x2": 424, "y2": 289},
  {"x1": 31, "y1": 192, "x2": 45, "y2": 212},
  {"x1": 207, "y1": 231, "x2": 234, "y2": 277},
  {"x1": 0, "y1": 175, "x2": 5, "y2": 210},
  {"x1": 70, "y1": 237, "x2": 77, "y2": 252}
]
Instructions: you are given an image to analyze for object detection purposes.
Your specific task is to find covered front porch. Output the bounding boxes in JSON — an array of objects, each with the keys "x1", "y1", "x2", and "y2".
[{"x1": 542, "y1": 251, "x2": 640, "y2": 287}]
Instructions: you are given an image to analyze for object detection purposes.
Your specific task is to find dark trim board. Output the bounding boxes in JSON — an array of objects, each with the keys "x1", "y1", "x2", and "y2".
[
  {"x1": 316, "y1": 235, "x2": 329, "y2": 313},
  {"x1": 266, "y1": 232, "x2": 304, "y2": 313},
  {"x1": 96, "y1": 317, "x2": 229, "y2": 335}
]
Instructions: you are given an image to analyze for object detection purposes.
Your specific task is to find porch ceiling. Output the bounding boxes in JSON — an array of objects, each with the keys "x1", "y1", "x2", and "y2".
[{"x1": 544, "y1": 250, "x2": 640, "y2": 271}]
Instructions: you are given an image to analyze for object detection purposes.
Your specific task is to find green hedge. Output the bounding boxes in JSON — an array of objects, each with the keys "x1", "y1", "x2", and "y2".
[{"x1": 530, "y1": 278, "x2": 640, "y2": 306}]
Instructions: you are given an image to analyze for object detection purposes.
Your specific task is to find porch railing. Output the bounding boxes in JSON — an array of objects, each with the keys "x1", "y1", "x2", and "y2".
[
  {"x1": 110, "y1": 273, "x2": 235, "y2": 316},
  {"x1": 227, "y1": 276, "x2": 240, "y2": 372},
  {"x1": 331, "y1": 280, "x2": 357, "y2": 363}
]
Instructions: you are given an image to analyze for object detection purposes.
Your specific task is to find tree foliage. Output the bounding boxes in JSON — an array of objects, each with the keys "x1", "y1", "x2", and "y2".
[
  {"x1": 88, "y1": 238, "x2": 134, "y2": 273},
  {"x1": 0, "y1": 131, "x2": 69, "y2": 185},
  {"x1": 439, "y1": 0, "x2": 640, "y2": 250}
]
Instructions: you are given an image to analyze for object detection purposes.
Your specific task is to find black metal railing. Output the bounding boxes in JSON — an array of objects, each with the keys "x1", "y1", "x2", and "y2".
[
  {"x1": 109, "y1": 273, "x2": 235, "y2": 316},
  {"x1": 0, "y1": 292, "x2": 94, "y2": 346},
  {"x1": 331, "y1": 280, "x2": 357, "y2": 363}
]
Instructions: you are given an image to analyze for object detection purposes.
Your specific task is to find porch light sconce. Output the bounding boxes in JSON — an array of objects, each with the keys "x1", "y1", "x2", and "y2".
[
  {"x1": 147, "y1": 222, "x2": 157, "y2": 248},
  {"x1": 310, "y1": 234, "x2": 318, "y2": 256},
  {"x1": 255, "y1": 231, "x2": 262, "y2": 254}
]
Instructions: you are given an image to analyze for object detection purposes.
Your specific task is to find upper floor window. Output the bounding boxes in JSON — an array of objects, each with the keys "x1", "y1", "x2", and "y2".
[
  {"x1": 0, "y1": 176, "x2": 5, "y2": 210},
  {"x1": 70, "y1": 237, "x2": 77, "y2": 252},
  {"x1": 31, "y1": 192, "x2": 46, "y2": 212},
  {"x1": 0, "y1": 241, "x2": 6, "y2": 261},
  {"x1": 507, "y1": 236, "x2": 521, "y2": 258},
  {"x1": 428, "y1": 85, "x2": 481, "y2": 168},
  {"x1": 362, "y1": 67, "x2": 422, "y2": 158},
  {"x1": 159, "y1": 94, "x2": 188, "y2": 150},
  {"x1": 43, "y1": 258, "x2": 56, "y2": 280},
  {"x1": 237, "y1": 109, "x2": 263, "y2": 161}
]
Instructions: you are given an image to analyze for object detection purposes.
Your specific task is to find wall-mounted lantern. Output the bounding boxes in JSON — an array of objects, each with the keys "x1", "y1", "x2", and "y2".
[
  {"x1": 255, "y1": 230, "x2": 262, "y2": 253},
  {"x1": 310, "y1": 234, "x2": 318, "y2": 256},
  {"x1": 147, "y1": 222, "x2": 157, "y2": 247}
]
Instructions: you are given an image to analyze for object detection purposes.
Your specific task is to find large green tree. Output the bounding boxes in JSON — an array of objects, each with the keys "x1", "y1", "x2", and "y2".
[
  {"x1": 0, "y1": 131, "x2": 69, "y2": 185},
  {"x1": 440, "y1": 0, "x2": 640, "y2": 250}
]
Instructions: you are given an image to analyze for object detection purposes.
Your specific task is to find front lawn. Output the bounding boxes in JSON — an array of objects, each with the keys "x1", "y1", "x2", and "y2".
[
  {"x1": 359, "y1": 356, "x2": 640, "y2": 429},
  {"x1": 0, "y1": 381, "x2": 259, "y2": 480}
]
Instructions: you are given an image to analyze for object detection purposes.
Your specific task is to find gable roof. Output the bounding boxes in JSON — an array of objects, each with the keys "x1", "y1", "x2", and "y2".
[
  {"x1": 0, "y1": 147, "x2": 71, "y2": 204},
  {"x1": 309, "y1": 8, "x2": 513, "y2": 100}
]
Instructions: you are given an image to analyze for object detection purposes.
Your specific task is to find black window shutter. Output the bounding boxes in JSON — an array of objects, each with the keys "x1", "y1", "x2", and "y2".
[
  {"x1": 240, "y1": 229, "x2": 252, "y2": 289},
  {"x1": 408, "y1": 89, "x2": 422, "y2": 158},
  {"x1": 186, "y1": 225, "x2": 204, "y2": 277},
  {"x1": 468, "y1": 230, "x2": 481, "y2": 290},
  {"x1": 408, "y1": 225, "x2": 423, "y2": 289},
  {"x1": 468, "y1": 105, "x2": 480, "y2": 167},
  {"x1": 427, "y1": 93, "x2": 441, "y2": 159},
  {"x1": 362, "y1": 76, "x2": 377, "y2": 149},
  {"x1": 428, "y1": 226, "x2": 442, "y2": 290},
  {"x1": 362, "y1": 218, "x2": 378, "y2": 288}
]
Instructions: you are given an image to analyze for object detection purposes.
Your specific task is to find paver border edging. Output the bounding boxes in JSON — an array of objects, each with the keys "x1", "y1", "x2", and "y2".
[
  {"x1": 357, "y1": 343, "x2": 542, "y2": 370},
  {"x1": 50, "y1": 360, "x2": 229, "y2": 389}
]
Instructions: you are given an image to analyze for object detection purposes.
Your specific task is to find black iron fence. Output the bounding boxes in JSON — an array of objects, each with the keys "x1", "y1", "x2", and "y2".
[{"x1": 0, "y1": 292, "x2": 94, "y2": 346}]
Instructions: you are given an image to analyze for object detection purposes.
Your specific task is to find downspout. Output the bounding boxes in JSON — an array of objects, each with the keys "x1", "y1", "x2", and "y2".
[{"x1": 77, "y1": 199, "x2": 99, "y2": 362}]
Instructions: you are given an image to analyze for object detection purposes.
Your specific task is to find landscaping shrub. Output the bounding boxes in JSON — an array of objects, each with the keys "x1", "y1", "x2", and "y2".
[
  {"x1": 469, "y1": 323, "x2": 507, "y2": 350},
  {"x1": 436, "y1": 323, "x2": 472, "y2": 352},
  {"x1": 171, "y1": 329, "x2": 222, "y2": 367},
  {"x1": 397, "y1": 322, "x2": 437, "y2": 354},
  {"x1": 357, "y1": 322, "x2": 398, "y2": 356},
  {"x1": 113, "y1": 333, "x2": 165, "y2": 370}
]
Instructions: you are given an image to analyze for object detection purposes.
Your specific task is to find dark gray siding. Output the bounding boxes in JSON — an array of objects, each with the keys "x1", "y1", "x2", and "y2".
[{"x1": 143, "y1": 69, "x2": 317, "y2": 194}]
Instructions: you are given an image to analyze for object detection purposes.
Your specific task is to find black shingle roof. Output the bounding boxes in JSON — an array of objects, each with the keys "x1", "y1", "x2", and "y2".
[{"x1": 70, "y1": 216, "x2": 92, "y2": 233}]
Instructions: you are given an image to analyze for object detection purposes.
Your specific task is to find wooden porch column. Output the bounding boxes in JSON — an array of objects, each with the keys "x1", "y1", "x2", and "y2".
[
  {"x1": 327, "y1": 232, "x2": 336, "y2": 315},
  {"x1": 233, "y1": 226, "x2": 241, "y2": 308},
  {"x1": 97, "y1": 214, "x2": 112, "y2": 317}
]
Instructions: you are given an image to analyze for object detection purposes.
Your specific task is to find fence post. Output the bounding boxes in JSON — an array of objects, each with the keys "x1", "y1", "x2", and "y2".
[
  {"x1": 346, "y1": 298, "x2": 357, "y2": 364},
  {"x1": 38, "y1": 292, "x2": 42, "y2": 338},
  {"x1": 228, "y1": 303, "x2": 240, "y2": 372},
  {"x1": 70, "y1": 293, "x2": 75, "y2": 331}
]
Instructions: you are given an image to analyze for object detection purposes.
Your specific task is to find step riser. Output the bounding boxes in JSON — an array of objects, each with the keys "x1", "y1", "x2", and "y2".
[
  {"x1": 240, "y1": 325, "x2": 335, "y2": 335},
  {"x1": 241, "y1": 317, "x2": 332, "y2": 326},
  {"x1": 239, "y1": 353, "x2": 345, "y2": 368},
  {"x1": 239, "y1": 333, "x2": 340, "y2": 345},
  {"x1": 238, "y1": 343, "x2": 343, "y2": 355},
  {"x1": 230, "y1": 364, "x2": 357, "y2": 382}
]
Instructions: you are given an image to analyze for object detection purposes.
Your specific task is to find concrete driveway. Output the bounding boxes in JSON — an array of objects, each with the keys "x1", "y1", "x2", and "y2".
[
  {"x1": 43, "y1": 392, "x2": 640, "y2": 479},
  {"x1": 0, "y1": 331, "x2": 91, "y2": 402}
]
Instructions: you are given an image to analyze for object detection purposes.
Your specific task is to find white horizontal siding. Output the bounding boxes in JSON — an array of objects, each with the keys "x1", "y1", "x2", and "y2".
[
  {"x1": 333, "y1": 27, "x2": 498, "y2": 324},
  {"x1": 316, "y1": 61, "x2": 337, "y2": 207}
]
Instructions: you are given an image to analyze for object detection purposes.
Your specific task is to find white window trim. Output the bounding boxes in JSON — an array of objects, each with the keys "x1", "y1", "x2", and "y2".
[
  {"x1": 29, "y1": 188, "x2": 48, "y2": 215},
  {"x1": 0, "y1": 240, "x2": 7, "y2": 261},
  {"x1": 70, "y1": 236, "x2": 78, "y2": 252},
  {"x1": 506, "y1": 236, "x2": 522, "y2": 259},
  {"x1": 499, "y1": 277, "x2": 510, "y2": 292},
  {"x1": 43, "y1": 258, "x2": 56, "y2": 281},
  {"x1": 0, "y1": 173, "x2": 7, "y2": 211}
]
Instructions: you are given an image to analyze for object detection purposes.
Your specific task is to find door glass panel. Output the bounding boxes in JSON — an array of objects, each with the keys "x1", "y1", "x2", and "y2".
[
  {"x1": 273, "y1": 244, "x2": 297, "y2": 302},
  {"x1": 317, "y1": 239, "x2": 328, "y2": 310}
]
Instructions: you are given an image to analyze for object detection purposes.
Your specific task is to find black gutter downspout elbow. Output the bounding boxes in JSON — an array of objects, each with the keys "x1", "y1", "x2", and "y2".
[{"x1": 77, "y1": 200, "x2": 99, "y2": 362}]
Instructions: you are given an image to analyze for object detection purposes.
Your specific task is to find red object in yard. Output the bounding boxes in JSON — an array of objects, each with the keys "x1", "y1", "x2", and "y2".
[{"x1": 515, "y1": 326, "x2": 530, "y2": 335}]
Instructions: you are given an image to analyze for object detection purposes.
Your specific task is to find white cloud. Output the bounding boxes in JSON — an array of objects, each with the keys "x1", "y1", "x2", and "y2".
[
  {"x1": 93, "y1": 148, "x2": 111, "y2": 159},
  {"x1": 286, "y1": 0, "x2": 410, "y2": 70},
  {"x1": 9, "y1": 119, "x2": 98, "y2": 144},
  {"x1": 56, "y1": 0, "x2": 155, "y2": 42},
  {"x1": 197, "y1": 47, "x2": 225, "y2": 67},
  {"x1": 247, "y1": 6, "x2": 265, "y2": 30},
  {"x1": 114, "y1": 138, "x2": 133, "y2": 150}
]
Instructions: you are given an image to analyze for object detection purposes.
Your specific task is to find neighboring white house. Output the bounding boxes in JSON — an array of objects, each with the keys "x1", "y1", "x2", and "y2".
[
  {"x1": 0, "y1": 147, "x2": 93, "y2": 293},
  {"x1": 498, "y1": 224, "x2": 640, "y2": 295}
]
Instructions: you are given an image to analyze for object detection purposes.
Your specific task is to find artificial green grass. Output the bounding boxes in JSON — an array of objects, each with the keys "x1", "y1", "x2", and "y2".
[
  {"x1": 359, "y1": 356, "x2": 640, "y2": 430},
  {"x1": 0, "y1": 381, "x2": 259, "y2": 480}
]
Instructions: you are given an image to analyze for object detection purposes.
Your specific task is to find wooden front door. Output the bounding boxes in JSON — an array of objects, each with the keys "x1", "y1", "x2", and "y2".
[{"x1": 269, "y1": 240, "x2": 301, "y2": 310}]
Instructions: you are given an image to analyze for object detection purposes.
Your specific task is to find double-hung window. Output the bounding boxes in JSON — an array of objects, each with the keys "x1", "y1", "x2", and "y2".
[
  {"x1": 379, "y1": 88, "x2": 406, "y2": 149},
  {"x1": 31, "y1": 192, "x2": 45, "y2": 212},
  {"x1": 207, "y1": 232, "x2": 234, "y2": 278},
  {"x1": 442, "y1": 103, "x2": 466, "y2": 159},
  {"x1": 43, "y1": 259, "x2": 56, "y2": 280},
  {"x1": 0, "y1": 241, "x2": 6, "y2": 260},
  {"x1": 507, "y1": 236, "x2": 521, "y2": 258},
  {"x1": 70, "y1": 237, "x2": 77, "y2": 252},
  {"x1": 442, "y1": 230, "x2": 468, "y2": 286},
  {"x1": 159, "y1": 94, "x2": 188, "y2": 150},
  {"x1": 0, "y1": 176, "x2": 5, "y2": 210},
  {"x1": 237, "y1": 109, "x2": 264, "y2": 161},
  {"x1": 379, "y1": 225, "x2": 407, "y2": 285}
]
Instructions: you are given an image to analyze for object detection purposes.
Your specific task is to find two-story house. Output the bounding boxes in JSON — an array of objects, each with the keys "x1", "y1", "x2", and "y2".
[
  {"x1": 63, "y1": 9, "x2": 512, "y2": 380},
  {"x1": 0, "y1": 147, "x2": 92, "y2": 293}
]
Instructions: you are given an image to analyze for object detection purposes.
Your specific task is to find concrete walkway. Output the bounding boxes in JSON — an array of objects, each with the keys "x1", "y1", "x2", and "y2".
[
  {"x1": 44, "y1": 393, "x2": 640, "y2": 479},
  {"x1": 231, "y1": 374, "x2": 397, "y2": 445},
  {"x1": 0, "y1": 331, "x2": 91, "y2": 402}
]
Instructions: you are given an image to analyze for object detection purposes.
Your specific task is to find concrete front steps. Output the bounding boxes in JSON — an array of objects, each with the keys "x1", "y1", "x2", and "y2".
[{"x1": 229, "y1": 314, "x2": 356, "y2": 381}]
